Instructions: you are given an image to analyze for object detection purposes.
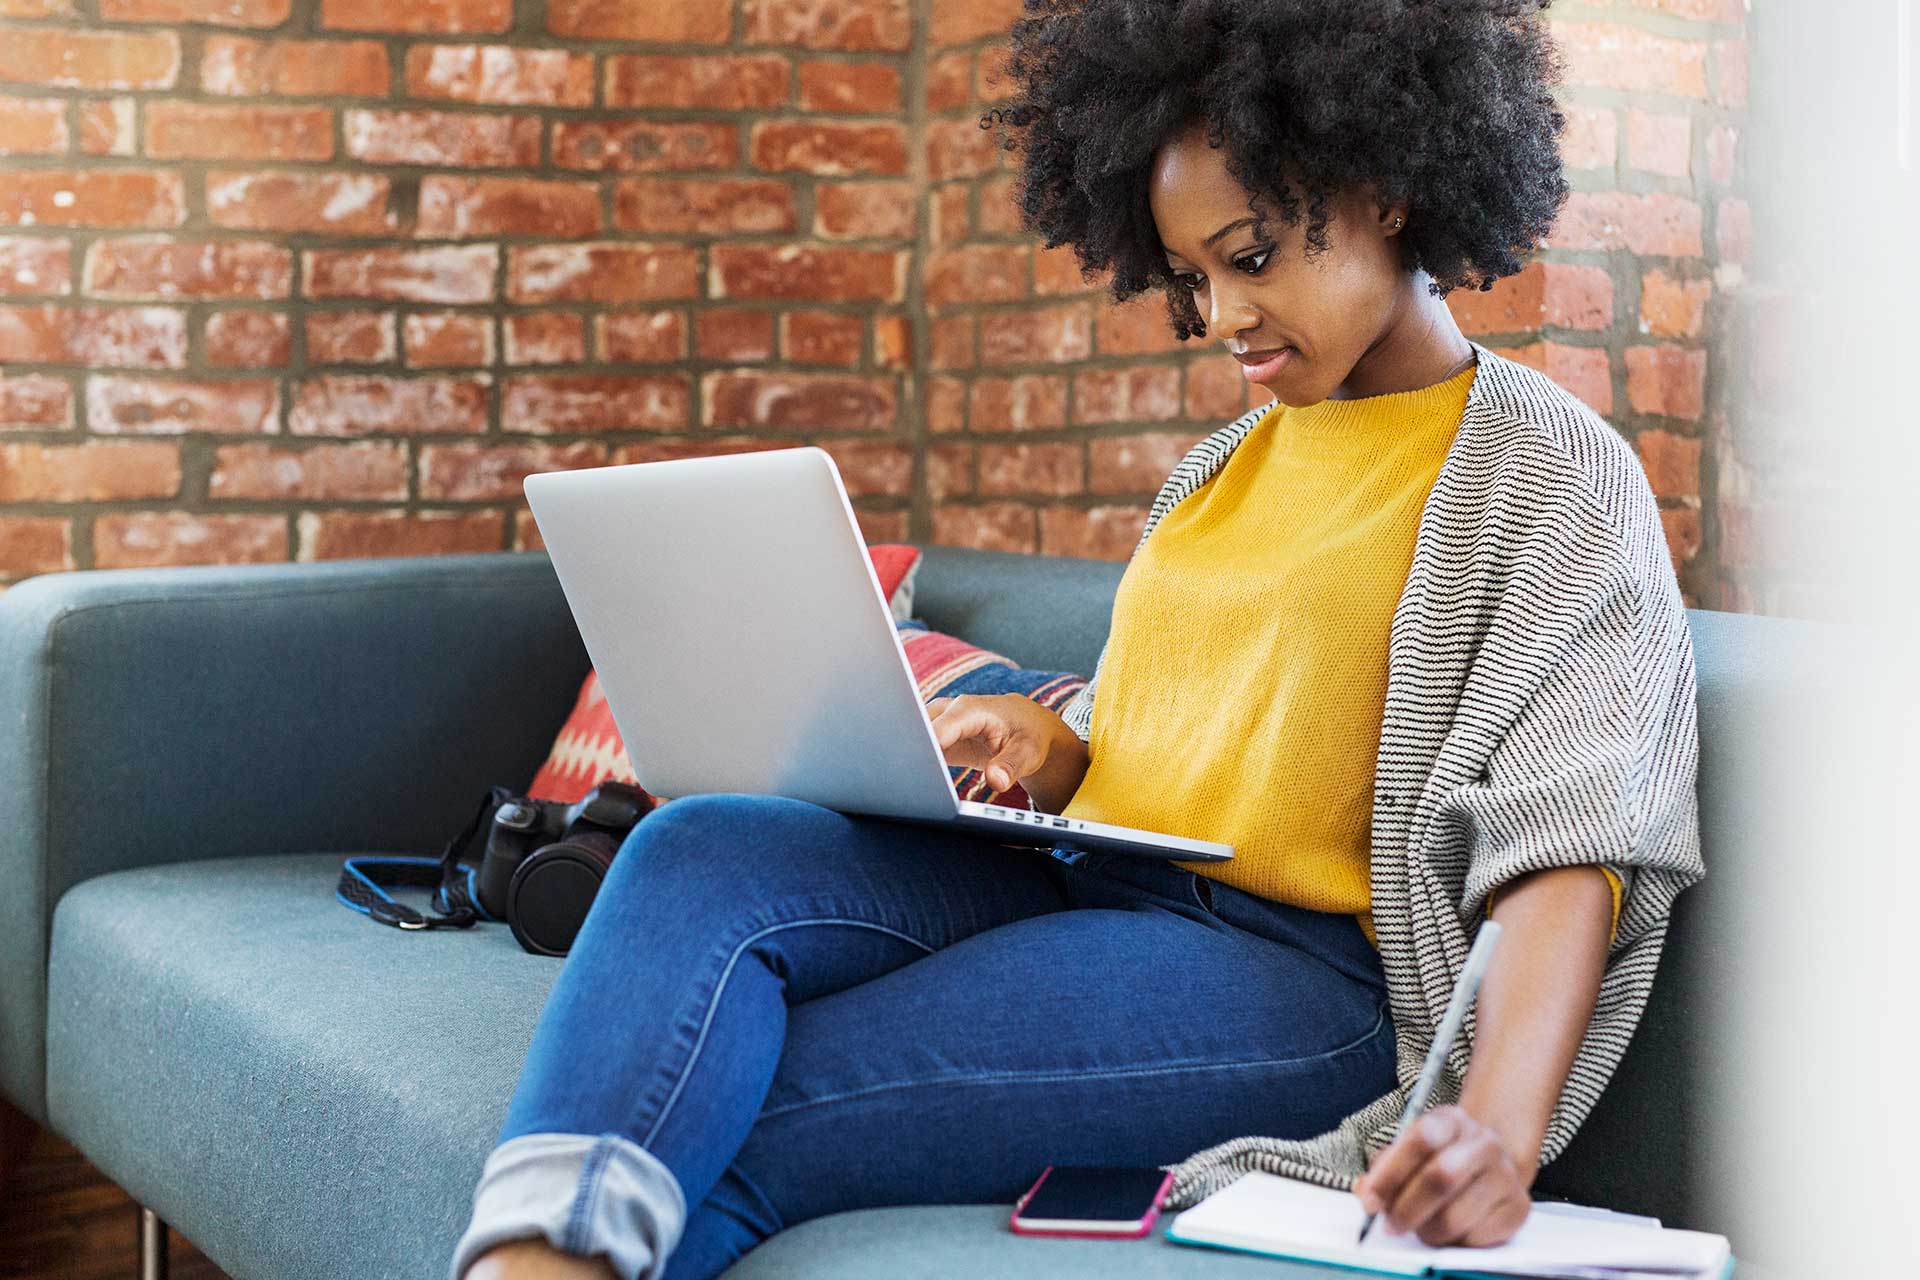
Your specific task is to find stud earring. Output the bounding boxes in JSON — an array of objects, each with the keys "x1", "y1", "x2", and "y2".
[{"x1": 1392, "y1": 216, "x2": 1404, "y2": 229}]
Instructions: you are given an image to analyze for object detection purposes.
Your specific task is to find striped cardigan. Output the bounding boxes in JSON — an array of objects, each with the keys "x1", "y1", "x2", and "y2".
[{"x1": 1055, "y1": 341, "x2": 1705, "y2": 1210}]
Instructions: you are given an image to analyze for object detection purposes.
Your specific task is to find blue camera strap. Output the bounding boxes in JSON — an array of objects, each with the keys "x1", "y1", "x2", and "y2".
[{"x1": 335, "y1": 785, "x2": 513, "y2": 931}]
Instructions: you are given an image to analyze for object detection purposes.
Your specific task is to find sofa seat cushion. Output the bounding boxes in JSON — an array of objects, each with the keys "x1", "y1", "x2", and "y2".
[{"x1": 43, "y1": 853, "x2": 1338, "y2": 1280}]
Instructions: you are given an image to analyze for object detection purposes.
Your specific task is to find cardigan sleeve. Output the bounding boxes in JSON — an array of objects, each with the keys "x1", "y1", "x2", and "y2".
[
  {"x1": 1449, "y1": 561, "x2": 1704, "y2": 949},
  {"x1": 1056, "y1": 639, "x2": 1104, "y2": 746}
]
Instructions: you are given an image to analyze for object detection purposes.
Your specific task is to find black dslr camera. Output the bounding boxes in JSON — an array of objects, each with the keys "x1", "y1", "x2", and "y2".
[{"x1": 476, "y1": 781, "x2": 655, "y2": 956}]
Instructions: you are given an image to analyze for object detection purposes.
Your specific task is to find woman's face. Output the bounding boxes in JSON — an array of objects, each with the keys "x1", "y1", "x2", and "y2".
[{"x1": 1147, "y1": 122, "x2": 1414, "y2": 405}]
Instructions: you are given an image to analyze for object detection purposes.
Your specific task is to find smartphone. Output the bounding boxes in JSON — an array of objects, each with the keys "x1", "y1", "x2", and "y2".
[{"x1": 1008, "y1": 1164, "x2": 1175, "y2": 1239}]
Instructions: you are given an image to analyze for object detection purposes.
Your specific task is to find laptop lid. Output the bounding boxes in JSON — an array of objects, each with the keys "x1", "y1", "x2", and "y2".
[{"x1": 523, "y1": 447, "x2": 964, "y2": 822}]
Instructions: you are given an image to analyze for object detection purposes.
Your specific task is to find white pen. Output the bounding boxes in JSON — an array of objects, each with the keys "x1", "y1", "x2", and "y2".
[{"x1": 1356, "y1": 920, "x2": 1504, "y2": 1246}]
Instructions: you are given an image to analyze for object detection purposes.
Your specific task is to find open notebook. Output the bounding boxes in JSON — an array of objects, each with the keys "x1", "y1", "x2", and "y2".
[{"x1": 1166, "y1": 1172, "x2": 1733, "y2": 1280}]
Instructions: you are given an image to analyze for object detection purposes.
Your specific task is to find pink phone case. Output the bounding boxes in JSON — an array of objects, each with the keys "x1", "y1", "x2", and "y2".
[{"x1": 1007, "y1": 1166, "x2": 1176, "y2": 1239}]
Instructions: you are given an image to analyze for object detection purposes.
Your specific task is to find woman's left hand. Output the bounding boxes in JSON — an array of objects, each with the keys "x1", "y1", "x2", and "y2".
[{"x1": 1351, "y1": 1105, "x2": 1532, "y2": 1247}]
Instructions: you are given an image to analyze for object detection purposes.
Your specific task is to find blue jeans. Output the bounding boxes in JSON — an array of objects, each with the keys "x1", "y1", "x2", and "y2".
[{"x1": 448, "y1": 793, "x2": 1395, "y2": 1280}]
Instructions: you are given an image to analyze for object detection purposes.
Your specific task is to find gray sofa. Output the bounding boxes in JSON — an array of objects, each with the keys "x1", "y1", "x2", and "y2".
[{"x1": 0, "y1": 544, "x2": 1830, "y2": 1278}]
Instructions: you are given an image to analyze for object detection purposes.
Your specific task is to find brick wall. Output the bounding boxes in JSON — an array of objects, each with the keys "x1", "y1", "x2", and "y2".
[{"x1": 0, "y1": 0, "x2": 1755, "y2": 615}]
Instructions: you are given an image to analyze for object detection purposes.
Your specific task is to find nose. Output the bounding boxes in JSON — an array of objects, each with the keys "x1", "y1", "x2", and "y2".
[{"x1": 1207, "y1": 278, "x2": 1260, "y2": 343}]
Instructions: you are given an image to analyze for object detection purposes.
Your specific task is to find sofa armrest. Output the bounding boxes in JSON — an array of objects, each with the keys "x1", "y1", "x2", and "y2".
[{"x1": 0, "y1": 550, "x2": 588, "y2": 1124}]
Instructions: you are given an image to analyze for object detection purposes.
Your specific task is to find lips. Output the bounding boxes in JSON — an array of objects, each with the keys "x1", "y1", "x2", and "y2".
[{"x1": 1233, "y1": 346, "x2": 1295, "y2": 381}]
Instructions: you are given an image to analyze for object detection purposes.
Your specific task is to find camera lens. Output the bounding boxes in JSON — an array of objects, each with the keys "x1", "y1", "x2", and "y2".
[{"x1": 505, "y1": 830, "x2": 622, "y2": 957}]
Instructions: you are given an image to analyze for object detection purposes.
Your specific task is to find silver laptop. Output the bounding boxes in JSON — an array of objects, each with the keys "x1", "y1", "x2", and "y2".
[{"x1": 522, "y1": 446, "x2": 1232, "y2": 863}]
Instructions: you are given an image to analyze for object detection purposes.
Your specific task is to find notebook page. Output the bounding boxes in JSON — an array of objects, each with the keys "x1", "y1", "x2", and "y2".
[
  {"x1": 1164, "y1": 1172, "x2": 1434, "y2": 1275},
  {"x1": 1426, "y1": 1207, "x2": 1729, "y2": 1278}
]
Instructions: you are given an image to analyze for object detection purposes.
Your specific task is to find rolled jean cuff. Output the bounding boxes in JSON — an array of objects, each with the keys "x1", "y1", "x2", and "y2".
[{"x1": 448, "y1": 1131, "x2": 688, "y2": 1280}]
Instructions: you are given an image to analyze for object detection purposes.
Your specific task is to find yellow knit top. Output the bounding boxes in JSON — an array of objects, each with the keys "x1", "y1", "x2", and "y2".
[{"x1": 1061, "y1": 361, "x2": 1622, "y2": 942}]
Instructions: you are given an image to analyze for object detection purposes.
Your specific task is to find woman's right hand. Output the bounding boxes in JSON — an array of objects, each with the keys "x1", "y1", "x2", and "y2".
[{"x1": 925, "y1": 693, "x2": 1060, "y2": 795}]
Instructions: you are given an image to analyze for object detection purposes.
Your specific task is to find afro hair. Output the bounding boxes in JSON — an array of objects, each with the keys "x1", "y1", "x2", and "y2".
[{"x1": 988, "y1": 0, "x2": 1573, "y2": 340}]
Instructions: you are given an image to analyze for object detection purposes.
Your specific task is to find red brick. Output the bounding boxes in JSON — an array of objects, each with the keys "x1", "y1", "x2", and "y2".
[
  {"x1": 814, "y1": 182, "x2": 916, "y2": 241},
  {"x1": 0, "y1": 0, "x2": 75, "y2": 15},
  {"x1": 968, "y1": 375, "x2": 1066, "y2": 432},
  {"x1": 288, "y1": 375, "x2": 489, "y2": 435},
  {"x1": 1497, "y1": 341, "x2": 1614, "y2": 416},
  {"x1": 101, "y1": 0, "x2": 289, "y2": 23},
  {"x1": 1716, "y1": 198, "x2": 1752, "y2": 264},
  {"x1": 924, "y1": 245, "x2": 1026, "y2": 306},
  {"x1": 1560, "y1": 104, "x2": 1617, "y2": 171},
  {"x1": 596, "y1": 310, "x2": 688, "y2": 364},
  {"x1": 0, "y1": 441, "x2": 179, "y2": 501},
  {"x1": 1447, "y1": 260, "x2": 1614, "y2": 334},
  {"x1": 1621, "y1": 0, "x2": 1746, "y2": 18},
  {"x1": 207, "y1": 171, "x2": 395, "y2": 235},
  {"x1": 928, "y1": 314, "x2": 973, "y2": 369},
  {"x1": 816, "y1": 437, "x2": 912, "y2": 496},
  {"x1": 404, "y1": 312, "x2": 493, "y2": 368},
  {"x1": 925, "y1": 441, "x2": 970, "y2": 500},
  {"x1": 508, "y1": 243, "x2": 700, "y2": 304},
  {"x1": 0, "y1": 304, "x2": 186, "y2": 367},
  {"x1": 974, "y1": 174, "x2": 1023, "y2": 235},
  {"x1": 345, "y1": 109, "x2": 539, "y2": 168},
  {"x1": 321, "y1": 0, "x2": 511, "y2": 34},
  {"x1": 874, "y1": 313, "x2": 908, "y2": 369},
  {"x1": 1095, "y1": 298, "x2": 1186, "y2": 355},
  {"x1": 1706, "y1": 125, "x2": 1738, "y2": 186},
  {"x1": 613, "y1": 179, "x2": 796, "y2": 235},
  {"x1": 1039, "y1": 504, "x2": 1153, "y2": 561},
  {"x1": 927, "y1": 375, "x2": 965, "y2": 431},
  {"x1": 1089, "y1": 432, "x2": 1206, "y2": 493},
  {"x1": 1639, "y1": 268, "x2": 1712, "y2": 339},
  {"x1": 1625, "y1": 345, "x2": 1706, "y2": 421},
  {"x1": 608, "y1": 437, "x2": 804, "y2": 466},
  {"x1": 548, "y1": 0, "x2": 729, "y2": 40},
  {"x1": 743, "y1": 0, "x2": 911, "y2": 52},
  {"x1": 1554, "y1": 22, "x2": 1708, "y2": 97},
  {"x1": 925, "y1": 119, "x2": 1000, "y2": 181},
  {"x1": 1035, "y1": 244, "x2": 1092, "y2": 296},
  {"x1": 750, "y1": 121, "x2": 907, "y2": 177},
  {"x1": 926, "y1": 51, "x2": 971, "y2": 112},
  {"x1": 711, "y1": 244, "x2": 905, "y2": 302},
  {"x1": 797, "y1": 60, "x2": 901, "y2": 113},
  {"x1": 1625, "y1": 109, "x2": 1690, "y2": 178},
  {"x1": 501, "y1": 375, "x2": 688, "y2": 432},
  {"x1": 552, "y1": 121, "x2": 737, "y2": 173},
  {"x1": 1712, "y1": 38, "x2": 1747, "y2": 109},
  {"x1": 931, "y1": 184, "x2": 970, "y2": 246},
  {"x1": 406, "y1": 45, "x2": 593, "y2": 107},
  {"x1": 304, "y1": 245, "x2": 498, "y2": 304},
  {"x1": 930, "y1": 502, "x2": 1034, "y2": 553},
  {"x1": 0, "y1": 171, "x2": 185, "y2": 230},
  {"x1": 1547, "y1": 192, "x2": 1703, "y2": 257},
  {"x1": 504, "y1": 313, "x2": 584, "y2": 366},
  {"x1": 931, "y1": 0, "x2": 1021, "y2": 47},
  {"x1": 418, "y1": 441, "x2": 606, "y2": 501},
  {"x1": 976, "y1": 43, "x2": 1021, "y2": 102},
  {"x1": 980, "y1": 302, "x2": 1093, "y2": 365},
  {"x1": 782, "y1": 311, "x2": 862, "y2": 366},
  {"x1": 96, "y1": 513, "x2": 286, "y2": 568},
  {"x1": 305, "y1": 310, "x2": 395, "y2": 364},
  {"x1": 1634, "y1": 428, "x2": 1702, "y2": 502},
  {"x1": 0, "y1": 100, "x2": 69, "y2": 156},
  {"x1": 86, "y1": 375, "x2": 278, "y2": 433},
  {"x1": 605, "y1": 55, "x2": 789, "y2": 110},
  {"x1": 853, "y1": 508, "x2": 906, "y2": 543},
  {"x1": 417, "y1": 177, "x2": 602, "y2": 239},
  {"x1": 146, "y1": 102, "x2": 332, "y2": 161},
  {"x1": 0, "y1": 372, "x2": 72, "y2": 429},
  {"x1": 298, "y1": 510, "x2": 505, "y2": 561},
  {"x1": 83, "y1": 238, "x2": 292, "y2": 300},
  {"x1": 1073, "y1": 365, "x2": 1182, "y2": 425},
  {"x1": 1660, "y1": 507, "x2": 1702, "y2": 576},
  {"x1": 979, "y1": 442, "x2": 1081, "y2": 496},
  {"x1": 0, "y1": 30, "x2": 180, "y2": 90},
  {"x1": 0, "y1": 516, "x2": 72, "y2": 575},
  {"x1": 694, "y1": 310, "x2": 774, "y2": 362},
  {"x1": 211, "y1": 440, "x2": 409, "y2": 500},
  {"x1": 79, "y1": 99, "x2": 136, "y2": 156},
  {"x1": 205, "y1": 310, "x2": 290, "y2": 367},
  {"x1": 702, "y1": 370, "x2": 897, "y2": 429},
  {"x1": 202, "y1": 36, "x2": 389, "y2": 97},
  {"x1": 1185, "y1": 354, "x2": 1250, "y2": 420},
  {"x1": 0, "y1": 239, "x2": 71, "y2": 297}
]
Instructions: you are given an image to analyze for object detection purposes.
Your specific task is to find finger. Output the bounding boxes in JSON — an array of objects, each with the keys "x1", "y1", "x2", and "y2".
[
  {"x1": 1390, "y1": 1127, "x2": 1502, "y2": 1239},
  {"x1": 1459, "y1": 1186, "x2": 1531, "y2": 1248},
  {"x1": 1358, "y1": 1108, "x2": 1461, "y2": 1216},
  {"x1": 1419, "y1": 1164, "x2": 1504, "y2": 1247},
  {"x1": 983, "y1": 741, "x2": 1040, "y2": 792}
]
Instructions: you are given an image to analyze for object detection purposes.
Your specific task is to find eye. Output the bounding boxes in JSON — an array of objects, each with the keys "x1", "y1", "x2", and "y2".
[
  {"x1": 1233, "y1": 246, "x2": 1273, "y2": 275},
  {"x1": 1170, "y1": 269, "x2": 1206, "y2": 293}
]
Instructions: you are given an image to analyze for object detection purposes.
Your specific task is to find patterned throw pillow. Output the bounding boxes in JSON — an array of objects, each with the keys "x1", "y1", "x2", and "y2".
[
  {"x1": 895, "y1": 618, "x2": 1088, "y2": 812},
  {"x1": 527, "y1": 543, "x2": 925, "y2": 802}
]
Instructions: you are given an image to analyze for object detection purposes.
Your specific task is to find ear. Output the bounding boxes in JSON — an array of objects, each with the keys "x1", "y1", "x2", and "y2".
[{"x1": 1378, "y1": 198, "x2": 1410, "y2": 237}]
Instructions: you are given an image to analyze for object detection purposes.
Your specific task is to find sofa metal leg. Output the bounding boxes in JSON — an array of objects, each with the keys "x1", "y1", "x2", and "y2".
[{"x1": 138, "y1": 1204, "x2": 170, "y2": 1280}]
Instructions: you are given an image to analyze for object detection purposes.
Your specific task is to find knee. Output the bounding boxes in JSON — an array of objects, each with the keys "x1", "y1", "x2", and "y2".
[{"x1": 614, "y1": 792, "x2": 819, "y2": 883}]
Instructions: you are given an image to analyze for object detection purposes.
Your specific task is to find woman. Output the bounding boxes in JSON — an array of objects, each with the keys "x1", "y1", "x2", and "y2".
[{"x1": 451, "y1": 2, "x2": 1703, "y2": 1277}]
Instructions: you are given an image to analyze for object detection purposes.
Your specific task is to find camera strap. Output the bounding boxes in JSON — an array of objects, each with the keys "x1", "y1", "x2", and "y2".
[{"x1": 334, "y1": 785, "x2": 515, "y2": 931}]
